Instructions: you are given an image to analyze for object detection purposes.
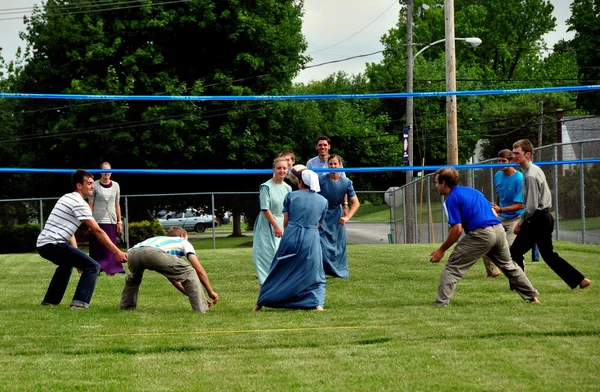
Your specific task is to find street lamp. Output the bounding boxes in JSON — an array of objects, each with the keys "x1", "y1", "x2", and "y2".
[
  {"x1": 414, "y1": 37, "x2": 481, "y2": 60},
  {"x1": 403, "y1": 33, "x2": 481, "y2": 243}
]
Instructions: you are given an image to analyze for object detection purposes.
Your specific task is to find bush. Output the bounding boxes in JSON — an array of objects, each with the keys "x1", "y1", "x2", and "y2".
[
  {"x1": 0, "y1": 224, "x2": 41, "y2": 254},
  {"x1": 128, "y1": 220, "x2": 166, "y2": 245}
]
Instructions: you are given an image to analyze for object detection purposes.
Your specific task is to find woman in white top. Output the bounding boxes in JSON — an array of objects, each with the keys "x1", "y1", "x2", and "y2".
[{"x1": 89, "y1": 162, "x2": 124, "y2": 275}]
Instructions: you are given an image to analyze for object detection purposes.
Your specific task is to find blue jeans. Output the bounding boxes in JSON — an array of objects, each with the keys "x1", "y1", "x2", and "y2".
[
  {"x1": 531, "y1": 243, "x2": 540, "y2": 261},
  {"x1": 37, "y1": 243, "x2": 101, "y2": 308}
]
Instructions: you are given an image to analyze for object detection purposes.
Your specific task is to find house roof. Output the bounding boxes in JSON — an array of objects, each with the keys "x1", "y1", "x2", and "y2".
[{"x1": 563, "y1": 116, "x2": 600, "y2": 143}]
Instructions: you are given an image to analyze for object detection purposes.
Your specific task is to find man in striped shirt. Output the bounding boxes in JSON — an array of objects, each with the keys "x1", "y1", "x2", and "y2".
[
  {"x1": 37, "y1": 169, "x2": 128, "y2": 309},
  {"x1": 120, "y1": 226, "x2": 219, "y2": 312}
]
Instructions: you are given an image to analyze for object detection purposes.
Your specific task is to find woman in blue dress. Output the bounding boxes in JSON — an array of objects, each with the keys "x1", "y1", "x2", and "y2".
[
  {"x1": 252, "y1": 157, "x2": 292, "y2": 288},
  {"x1": 319, "y1": 155, "x2": 360, "y2": 278},
  {"x1": 253, "y1": 168, "x2": 329, "y2": 311}
]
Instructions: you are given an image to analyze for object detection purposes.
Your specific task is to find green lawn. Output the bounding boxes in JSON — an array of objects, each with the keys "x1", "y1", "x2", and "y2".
[
  {"x1": 352, "y1": 201, "x2": 446, "y2": 224},
  {"x1": 1, "y1": 243, "x2": 598, "y2": 391},
  {"x1": 560, "y1": 216, "x2": 600, "y2": 231},
  {"x1": 189, "y1": 234, "x2": 253, "y2": 249},
  {"x1": 351, "y1": 201, "x2": 391, "y2": 222}
]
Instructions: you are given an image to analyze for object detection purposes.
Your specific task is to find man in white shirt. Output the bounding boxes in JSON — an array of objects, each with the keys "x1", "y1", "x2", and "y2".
[
  {"x1": 306, "y1": 135, "x2": 348, "y2": 213},
  {"x1": 37, "y1": 169, "x2": 128, "y2": 309},
  {"x1": 306, "y1": 135, "x2": 346, "y2": 179}
]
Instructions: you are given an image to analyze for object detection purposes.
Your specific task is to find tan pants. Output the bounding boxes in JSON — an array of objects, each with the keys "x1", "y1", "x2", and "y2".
[
  {"x1": 435, "y1": 224, "x2": 538, "y2": 306},
  {"x1": 120, "y1": 247, "x2": 208, "y2": 312},
  {"x1": 483, "y1": 215, "x2": 520, "y2": 276}
]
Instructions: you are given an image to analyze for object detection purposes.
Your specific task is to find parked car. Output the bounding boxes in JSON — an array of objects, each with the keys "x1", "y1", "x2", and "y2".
[{"x1": 157, "y1": 208, "x2": 218, "y2": 233}]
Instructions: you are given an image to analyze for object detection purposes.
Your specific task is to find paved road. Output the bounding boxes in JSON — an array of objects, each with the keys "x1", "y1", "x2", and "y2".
[
  {"x1": 345, "y1": 222, "x2": 600, "y2": 245},
  {"x1": 189, "y1": 222, "x2": 600, "y2": 245}
]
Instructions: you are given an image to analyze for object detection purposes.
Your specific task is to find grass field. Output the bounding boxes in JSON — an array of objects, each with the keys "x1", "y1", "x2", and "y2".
[{"x1": 1, "y1": 243, "x2": 599, "y2": 391}]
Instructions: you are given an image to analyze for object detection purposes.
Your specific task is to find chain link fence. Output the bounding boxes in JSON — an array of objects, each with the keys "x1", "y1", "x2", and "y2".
[
  {"x1": 393, "y1": 139, "x2": 600, "y2": 244},
  {"x1": 1, "y1": 140, "x2": 599, "y2": 253}
]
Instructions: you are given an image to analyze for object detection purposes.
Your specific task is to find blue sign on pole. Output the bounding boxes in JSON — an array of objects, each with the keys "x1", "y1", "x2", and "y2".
[{"x1": 403, "y1": 126, "x2": 410, "y2": 164}]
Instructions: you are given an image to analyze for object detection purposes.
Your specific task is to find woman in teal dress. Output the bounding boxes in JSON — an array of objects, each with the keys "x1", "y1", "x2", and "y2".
[
  {"x1": 252, "y1": 157, "x2": 292, "y2": 287},
  {"x1": 319, "y1": 155, "x2": 360, "y2": 278},
  {"x1": 253, "y1": 168, "x2": 329, "y2": 311}
]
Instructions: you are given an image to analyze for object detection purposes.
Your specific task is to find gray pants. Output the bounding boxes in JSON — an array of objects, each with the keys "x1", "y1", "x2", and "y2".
[
  {"x1": 483, "y1": 215, "x2": 520, "y2": 276},
  {"x1": 435, "y1": 224, "x2": 538, "y2": 306},
  {"x1": 120, "y1": 247, "x2": 209, "y2": 312}
]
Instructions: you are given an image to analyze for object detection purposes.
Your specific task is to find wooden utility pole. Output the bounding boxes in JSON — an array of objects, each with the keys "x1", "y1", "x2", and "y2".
[
  {"x1": 444, "y1": 0, "x2": 458, "y2": 165},
  {"x1": 405, "y1": 0, "x2": 415, "y2": 243}
]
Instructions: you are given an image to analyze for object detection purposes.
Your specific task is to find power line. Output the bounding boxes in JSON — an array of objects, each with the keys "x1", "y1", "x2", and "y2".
[
  {"x1": 0, "y1": 0, "x2": 152, "y2": 15},
  {"x1": 0, "y1": 0, "x2": 190, "y2": 21}
]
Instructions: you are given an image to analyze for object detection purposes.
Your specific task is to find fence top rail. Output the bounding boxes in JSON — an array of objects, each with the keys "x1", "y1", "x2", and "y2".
[
  {"x1": 1, "y1": 189, "x2": 393, "y2": 202},
  {"x1": 398, "y1": 139, "x2": 600, "y2": 191}
]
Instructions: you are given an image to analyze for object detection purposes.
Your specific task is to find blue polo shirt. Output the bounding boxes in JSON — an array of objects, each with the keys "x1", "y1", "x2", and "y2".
[
  {"x1": 494, "y1": 170, "x2": 524, "y2": 219},
  {"x1": 444, "y1": 186, "x2": 501, "y2": 232}
]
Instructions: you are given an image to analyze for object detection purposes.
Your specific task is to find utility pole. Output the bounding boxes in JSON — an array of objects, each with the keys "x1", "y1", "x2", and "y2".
[
  {"x1": 444, "y1": 0, "x2": 458, "y2": 165},
  {"x1": 405, "y1": 0, "x2": 415, "y2": 243},
  {"x1": 538, "y1": 101, "x2": 543, "y2": 147}
]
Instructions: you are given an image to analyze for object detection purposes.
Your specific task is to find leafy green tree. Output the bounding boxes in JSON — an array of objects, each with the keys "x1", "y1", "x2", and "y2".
[
  {"x1": 7, "y1": 0, "x2": 308, "y2": 233},
  {"x1": 366, "y1": 0, "x2": 575, "y2": 166},
  {"x1": 565, "y1": 0, "x2": 600, "y2": 113},
  {"x1": 285, "y1": 72, "x2": 404, "y2": 192}
]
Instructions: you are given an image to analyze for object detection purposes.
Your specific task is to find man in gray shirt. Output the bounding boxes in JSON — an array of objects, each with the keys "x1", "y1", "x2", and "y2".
[{"x1": 509, "y1": 139, "x2": 591, "y2": 290}]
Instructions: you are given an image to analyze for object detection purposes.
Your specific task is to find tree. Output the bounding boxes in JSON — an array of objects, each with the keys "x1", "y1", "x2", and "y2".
[
  {"x1": 285, "y1": 72, "x2": 404, "y2": 192},
  {"x1": 8, "y1": 0, "x2": 308, "y2": 234},
  {"x1": 365, "y1": 0, "x2": 574, "y2": 165},
  {"x1": 565, "y1": 0, "x2": 600, "y2": 113}
]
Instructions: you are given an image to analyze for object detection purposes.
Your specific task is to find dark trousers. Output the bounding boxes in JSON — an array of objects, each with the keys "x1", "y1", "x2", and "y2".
[
  {"x1": 38, "y1": 243, "x2": 101, "y2": 308},
  {"x1": 510, "y1": 209, "x2": 584, "y2": 289}
]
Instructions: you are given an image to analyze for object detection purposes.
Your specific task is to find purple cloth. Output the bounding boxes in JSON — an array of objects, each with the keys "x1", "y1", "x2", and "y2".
[{"x1": 89, "y1": 223, "x2": 124, "y2": 275}]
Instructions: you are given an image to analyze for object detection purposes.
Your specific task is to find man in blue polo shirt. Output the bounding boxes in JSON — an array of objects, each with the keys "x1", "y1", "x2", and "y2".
[
  {"x1": 483, "y1": 149, "x2": 525, "y2": 278},
  {"x1": 429, "y1": 168, "x2": 539, "y2": 306}
]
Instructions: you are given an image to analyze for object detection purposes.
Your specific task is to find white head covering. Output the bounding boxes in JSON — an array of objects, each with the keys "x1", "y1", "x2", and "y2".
[{"x1": 301, "y1": 170, "x2": 321, "y2": 192}]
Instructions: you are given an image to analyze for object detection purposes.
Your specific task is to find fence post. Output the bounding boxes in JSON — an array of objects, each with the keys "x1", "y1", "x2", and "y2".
[
  {"x1": 552, "y1": 145, "x2": 560, "y2": 240},
  {"x1": 211, "y1": 193, "x2": 216, "y2": 250},
  {"x1": 39, "y1": 199, "x2": 44, "y2": 229},
  {"x1": 388, "y1": 189, "x2": 396, "y2": 244},
  {"x1": 426, "y1": 176, "x2": 432, "y2": 243},
  {"x1": 580, "y1": 142, "x2": 585, "y2": 244},
  {"x1": 125, "y1": 196, "x2": 130, "y2": 250},
  {"x1": 412, "y1": 183, "x2": 418, "y2": 243},
  {"x1": 402, "y1": 188, "x2": 407, "y2": 244},
  {"x1": 441, "y1": 195, "x2": 446, "y2": 243},
  {"x1": 489, "y1": 167, "x2": 494, "y2": 201}
]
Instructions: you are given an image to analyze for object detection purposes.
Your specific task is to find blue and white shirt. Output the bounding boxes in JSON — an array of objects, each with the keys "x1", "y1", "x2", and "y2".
[{"x1": 130, "y1": 236, "x2": 196, "y2": 257}]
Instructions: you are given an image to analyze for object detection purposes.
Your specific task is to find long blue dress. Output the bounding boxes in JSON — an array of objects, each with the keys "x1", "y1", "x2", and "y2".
[
  {"x1": 252, "y1": 180, "x2": 291, "y2": 284},
  {"x1": 256, "y1": 190, "x2": 328, "y2": 309},
  {"x1": 318, "y1": 176, "x2": 356, "y2": 278}
]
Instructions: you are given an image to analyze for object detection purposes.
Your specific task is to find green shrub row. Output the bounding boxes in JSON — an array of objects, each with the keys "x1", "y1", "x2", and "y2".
[
  {"x1": 0, "y1": 224, "x2": 41, "y2": 254},
  {"x1": 127, "y1": 220, "x2": 166, "y2": 245}
]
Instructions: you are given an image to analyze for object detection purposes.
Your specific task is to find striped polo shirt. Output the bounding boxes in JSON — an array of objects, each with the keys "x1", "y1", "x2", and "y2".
[
  {"x1": 36, "y1": 192, "x2": 94, "y2": 247},
  {"x1": 130, "y1": 237, "x2": 196, "y2": 258}
]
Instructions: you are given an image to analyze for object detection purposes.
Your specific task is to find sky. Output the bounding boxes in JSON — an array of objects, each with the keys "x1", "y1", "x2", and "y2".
[{"x1": 0, "y1": 0, "x2": 575, "y2": 83}]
